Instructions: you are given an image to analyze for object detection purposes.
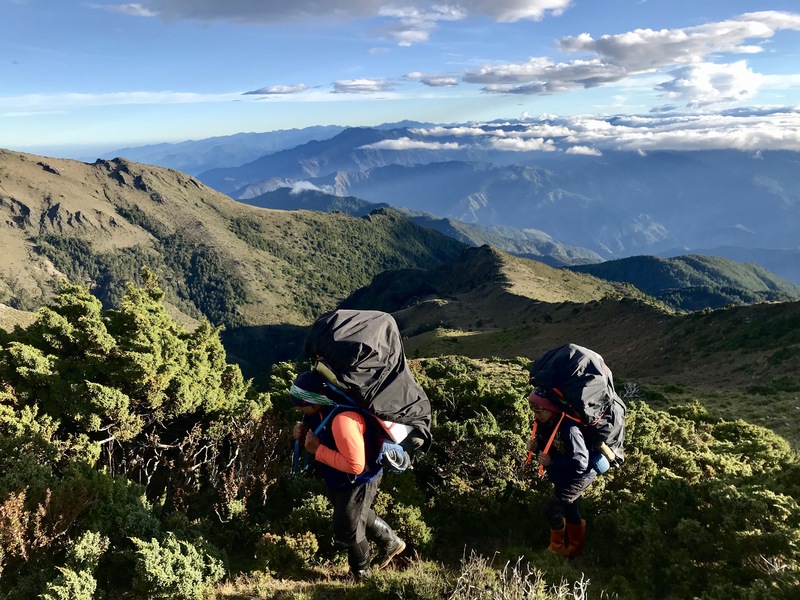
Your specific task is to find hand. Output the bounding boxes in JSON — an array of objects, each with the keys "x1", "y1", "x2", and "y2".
[
  {"x1": 304, "y1": 429, "x2": 321, "y2": 455},
  {"x1": 537, "y1": 452, "x2": 551, "y2": 467},
  {"x1": 292, "y1": 422, "x2": 308, "y2": 441},
  {"x1": 526, "y1": 439, "x2": 538, "y2": 453}
]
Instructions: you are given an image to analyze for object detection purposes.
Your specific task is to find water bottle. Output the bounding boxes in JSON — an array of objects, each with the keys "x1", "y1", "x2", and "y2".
[{"x1": 590, "y1": 451, "x2": 610, "y2": 475}]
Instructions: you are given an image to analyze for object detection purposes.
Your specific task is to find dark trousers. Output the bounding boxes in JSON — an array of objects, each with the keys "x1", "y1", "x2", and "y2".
[
  {"x1": 545, "y1": 494, "x2": 582, "y2": 528},
  {"x1": 330, "y1": 471, "x2": 383, "y2": 569}
]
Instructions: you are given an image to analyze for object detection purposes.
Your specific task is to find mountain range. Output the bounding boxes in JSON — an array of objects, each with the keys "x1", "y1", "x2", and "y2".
[
  {"x1": 112, "y1": 123, "x2": 797, "y2": 284},
  {"x1": 2, "y1": 147, "x2": 799, "y2": 388},
  {"x1": 240, "y1": 187, "x2": 603, "y2": 267},
  {"x1": 0, "y1": 149, "x2": 463, "y2": 367}
]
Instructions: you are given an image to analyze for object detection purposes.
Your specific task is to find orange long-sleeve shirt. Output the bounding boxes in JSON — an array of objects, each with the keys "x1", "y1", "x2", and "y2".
[{"x1": 315, "y1": 411, "x2": 367, "y2": 475}]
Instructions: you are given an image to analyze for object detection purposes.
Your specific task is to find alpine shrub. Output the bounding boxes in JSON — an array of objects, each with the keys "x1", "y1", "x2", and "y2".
[
  {"x1": 131, "y1": 533, "x2": 225, "y2": 600},
  {"x1": 40, "y1": 531, "x2": 109, "y2": 600}
]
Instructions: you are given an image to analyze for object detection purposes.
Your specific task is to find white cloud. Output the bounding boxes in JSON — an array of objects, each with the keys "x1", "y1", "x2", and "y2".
[
  {"x1": 412, "y1": 126, "x2": 491, "y2": 137},
  {"x1": 565, "y1": 145, "x2": 602, "y2": 155},
  {"x1": 359, "y1": 137, "x2": 461, "y2": 150},
  {"x1": 405, "y1": 72, "x2": 459, "y2": 87},
  {"x1": 490, "y1": 137, "x2": 558, "y2": 151},
  {"x1": 379, "y1": 6, "x2": 464, "y2": 45},
  {"x1": 548, "y1": 108, "x2": 800, "y2": 152},
  {"x1": 493, "y1": 124, "x2": 574, "y2": 138},
  {"x1": 141, "y1": 0, "x2": 572, "y2": 44},
  {"x1": 558, "y1": 14, "x2": 799, "y2": 72},
  {"x1": 332, "y1": 78, "x2": 394, "y2": 94},
  {"x1": 657, "y1": 61, "x2": 763, "y2": 106},
  {"x1": 243, "y1": 84, "x2": 309, "y2": 95},
  {"x1": 145, "y1": 0, "x2": 572, "y2": 23},
  {"x1": 465, "y1": 57, "x2": 625, "y2": 86},
  {"x1": 398, "y1": 109, "x2": 800, "y2": 153},
  {"x1": 0, "y1": 91, "x2": 245, "y2": 111},
  {"x1": 464, "y1": 11, "x2": 800, "y2": 105},
  {"x1": 290, "y1": 181, "x2": 331, "y2": 194},
  {"x1": 93, "y1": 3, "x2": 158, "y2": 17}
]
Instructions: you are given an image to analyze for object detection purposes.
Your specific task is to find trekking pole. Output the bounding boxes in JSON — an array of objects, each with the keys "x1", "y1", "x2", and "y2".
[{"x1": 292, "y1": 438, "x2": 301, "y2": 474}]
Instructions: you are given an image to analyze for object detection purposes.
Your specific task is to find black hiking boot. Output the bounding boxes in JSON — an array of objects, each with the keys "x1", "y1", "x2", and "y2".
[
  {"x1": 368, "y1": 516, "x2": 406, "y2": 569},
  {"x1": 347, "y1": 543, "x2": 371, "y2": 582}
]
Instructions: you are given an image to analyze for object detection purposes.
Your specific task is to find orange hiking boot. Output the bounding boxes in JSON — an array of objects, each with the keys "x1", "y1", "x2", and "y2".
[
  {"x1": 547, "y1": 519, "x2": 569, "y2": 556},
  {"x1": 565, "y1": 519, "x2": 587, "y2": 557}
]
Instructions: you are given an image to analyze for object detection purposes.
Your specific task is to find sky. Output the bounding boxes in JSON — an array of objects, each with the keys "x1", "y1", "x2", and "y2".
[{"x1": 2, "y1": 0, "x2": 800, "y2": 158}]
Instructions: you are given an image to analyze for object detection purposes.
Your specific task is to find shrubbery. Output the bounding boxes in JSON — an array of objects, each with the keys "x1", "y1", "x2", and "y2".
[
  {"x1": 0, "y1": 271, "x2": 276, "y2": 597},
  {"x1": 1, "y1": 279, "x2": 797, "y2": 599}
]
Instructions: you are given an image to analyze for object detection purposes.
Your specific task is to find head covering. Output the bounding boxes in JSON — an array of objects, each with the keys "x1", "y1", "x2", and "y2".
[
  {"x1": 528, "y1": 387, "x2": 560, "y2": 413},
  {"x1": 289, "y1": 370, "x2": 336, "y2": 407}
]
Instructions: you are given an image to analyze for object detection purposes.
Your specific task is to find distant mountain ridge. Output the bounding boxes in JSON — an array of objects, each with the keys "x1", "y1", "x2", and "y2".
[
  {"x1": 567, "y1": 254, "x2": 800, "y2": 311},
  {"x1": 242, "y1": 187, "x2": 603, "y2": 267},
  {"x1": 183, "y1": 125, "x2": 800, "y2": 284},
  {"x1": 101, "y1": 124, "x2": 800, "y2": 285},
  {"x1": 100, "y1": 125, "x2": 346, "y2": 176}
]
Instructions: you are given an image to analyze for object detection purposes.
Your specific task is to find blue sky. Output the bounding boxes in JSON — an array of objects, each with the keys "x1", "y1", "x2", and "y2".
[{"x1": 2, "y1": 0, "x2": 800, "y2": 158}]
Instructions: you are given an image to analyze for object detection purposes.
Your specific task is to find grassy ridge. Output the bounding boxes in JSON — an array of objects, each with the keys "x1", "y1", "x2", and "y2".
[
  {"x1": 568, "y1": 254, "x2": 800, "y2": 310},
  {"x1": 0, "y1": 150, "x2": 466, "y2": 330}
]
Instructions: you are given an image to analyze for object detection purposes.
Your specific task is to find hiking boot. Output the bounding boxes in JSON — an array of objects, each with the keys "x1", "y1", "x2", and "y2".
[
  {"x1": 368, "y1": 516, "x2": 406, "y2": 569},
  {"x1": 348, "y1": 567, "x2": 370, "y2": 582},
  {"x1": 347, "y1": 541, "x2": 371, "y2": 581},
  {"x1": 565, "y1": 519, "x2": 587, "y2": 557},
  {"x1": 547, "y1": 519, "x2": 569, "y2": 556}
]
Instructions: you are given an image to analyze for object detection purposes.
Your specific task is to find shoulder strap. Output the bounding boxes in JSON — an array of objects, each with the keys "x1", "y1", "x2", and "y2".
[{"x1": 528, "y1": 412, "x2": 582, "y2": 477}]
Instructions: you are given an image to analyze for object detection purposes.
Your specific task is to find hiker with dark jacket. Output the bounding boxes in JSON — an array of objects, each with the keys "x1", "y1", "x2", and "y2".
[
  {"x1": 526, "y1": 387, "x2": 597, "y2": 557},
  {"x1": 291, "y1": 370, "x2": 405, "y2": 579}
]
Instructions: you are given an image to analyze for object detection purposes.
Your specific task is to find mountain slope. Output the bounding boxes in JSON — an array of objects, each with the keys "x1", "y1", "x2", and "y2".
[
  {"x1": 567, "y1": 254, "x2": 800, "y2": 310},
  {"x1": 244, "y1": 187, "x2": 603, "y2": 267},
  {"x1": 0, "y1": 149, "x2": 466, "y2": 329},
  {"x1": 336, "y1": 244, "x2": 799, "y2": 392},
  {"x1": 101, "y1": 126, "x2": 346, "y2": 176},
  {"x1": 661, "y1": 246, "x2": 800, "y2": 289}
]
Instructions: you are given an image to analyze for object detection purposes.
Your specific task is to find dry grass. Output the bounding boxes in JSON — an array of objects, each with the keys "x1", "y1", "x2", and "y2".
[{"x1": 0, "y1": 303, "x2": 36, "y2": 331}]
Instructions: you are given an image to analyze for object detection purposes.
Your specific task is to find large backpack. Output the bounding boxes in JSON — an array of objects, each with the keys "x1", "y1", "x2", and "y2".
[
  {"x1": 303, "y1": 309, "x2": 432, "y2": 453},
  {"x1": 529, "y1": 343, "x2": 626, "y2": 464}
]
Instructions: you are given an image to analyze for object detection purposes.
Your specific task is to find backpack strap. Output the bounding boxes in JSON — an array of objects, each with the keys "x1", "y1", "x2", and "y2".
[
  {"x1": 527, "y1": 412, "x2": 582, "y2": 477},
  {"x1": 292, "y1": 405, "x2": 342, "y2": 474}
]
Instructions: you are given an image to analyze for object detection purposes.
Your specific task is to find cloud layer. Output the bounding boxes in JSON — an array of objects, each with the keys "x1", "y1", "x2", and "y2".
[
  {"x1": 406, "y1": 107, "x2": 800, "y2": 152},
  {"x1": 142, "y1": 0, "x2": 572, "y2": 44},
  {"x1": 463, "y1": 11, "x2": 800, "y2": 106}
]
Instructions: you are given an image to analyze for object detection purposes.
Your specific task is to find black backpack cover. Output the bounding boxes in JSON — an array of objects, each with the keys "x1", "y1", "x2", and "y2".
[
  {"x1": 304, "y1": 309, "x2": 432, "y2": 449},
  {"x1": 529, "y1": 343, "x2": 626, "y2": 462}
]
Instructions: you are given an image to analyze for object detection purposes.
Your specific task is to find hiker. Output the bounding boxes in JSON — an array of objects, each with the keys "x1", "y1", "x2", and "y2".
[
  {"x1": 526, "y1": 386, "x2": 597, "y2": 558},
  {"x1": 291, "y1": 369, "x2": 406, "y2": 580}
]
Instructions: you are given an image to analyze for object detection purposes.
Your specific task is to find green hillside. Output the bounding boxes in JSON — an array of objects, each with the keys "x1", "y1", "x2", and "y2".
[
  {"x1": 0, "y1": 150, "x2": 465, "y2": 329},
  {"x1": 567, "y1": 254, "x2": 800, "y2": 310},
  {"x1": 246, "y1": 188, "x2": 603, "y2": 267}
]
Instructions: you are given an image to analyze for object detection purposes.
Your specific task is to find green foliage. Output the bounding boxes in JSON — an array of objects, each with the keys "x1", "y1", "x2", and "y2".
[
  {"x1": 131, "y1": 533, "x2": 225, "y2": 599},
  {"x1": 2, "y1": 283, "x2": 799, "y2": 600},
  {"x1": 160, "y1": 232, "x2": 249, "y2": 327},
  {"x1": 256, "y1": 530, "x2": 320, "y2": 575},
  {"x1": 41, "y1": 531, "x2": 110, "y2": 600},
  {"x1": 0, "y1": 271, "x2": 280, "y2": 597},
  {"x1": 568, "y1": 254, "x2": 800, "y2": 311},
  {"x1": 34, "y1": 232, "x2": 248, "y2": 328}
]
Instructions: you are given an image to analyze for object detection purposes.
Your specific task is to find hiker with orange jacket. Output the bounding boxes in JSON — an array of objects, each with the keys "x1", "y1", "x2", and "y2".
[
  {"x1": 291, "y1": 370, "x2": 405, "y2": 580},
  {"x1": 526, "y1": 387, "x2": 597, "y2": 557}
]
